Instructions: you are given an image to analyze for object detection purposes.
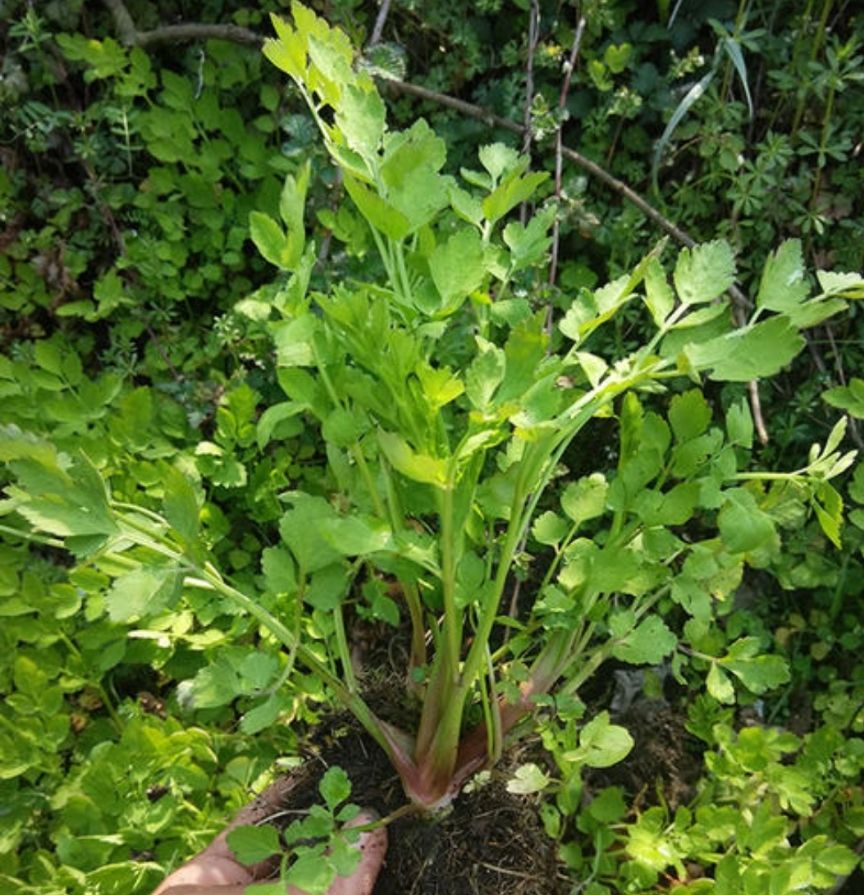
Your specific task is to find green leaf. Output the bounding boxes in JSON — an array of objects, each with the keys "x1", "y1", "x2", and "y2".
[
  {"x1": 226, "y1": 824, "x2": 282, "y2": 865},
  {"x1": 503, "y1": 205, "x2": 556, "y2": 271},
  {"x1": 532, "y1": 511, "x2": 568, "y2": 547},
  {"x1": 611, "y1": 615, "x2": 677, "y2": 665},
  {"x1": 343, "y1": 174, "x2": 410, "y2": 241},
  {"x1": 673, "y1": 240, "x2": 736, "y2": 305},
  {"x1": 685, "y1": 316, "x2": 804, "y2": 382},
  {"x1": 812, "y1": 482, "x2": 844, "y2": 548},
  {"x1": 668, "y1": 389, "x2": 711, "y2": 442},
  {"x1": 241, "y1": 693, "x2": 291, "y2": 735},
  {"x1": 285, "y1": 851, "x2": 336, "y2": 895},
  {"x1": 3, "y1": 434, "x2": 117, "y2": 539},
  {"x1": 377, "y1": 431, "x2": 447, "y2": 487},
  {"x1": 336, "y1": 84, "x2": 386, "y2": 162},
  {"x1": 318, "y1": 515, "x2": 393, "y2": 556},
  {"x1": 483, "y1": 170, "x2": 549, "y2": 226},
  {"x1": 272, "y1": 315, "x2": 319, "y2": 367},
  {"x1": 106, "y1": 565, "x2": 183, "y2": 622},
  {"x1": 466, "y1": 338, "x2": 505, "y2": 410},
  {"x1": 726, "y1": 398, "x2": 753, "y2": 448},
  {"x1": 279, "y1": 494, "x2": 342, "y2": 573},
  {"x1": 756, "y1": 239, "x2": 809, "y2": 313},
  {"x1": 719, "y1": 638, "x2": 790, "y2": 694},
  {"x1": 478, "y1": 143, "x2": 521, "y2": 184},
  {"x1": 707, "y1": 663, "x2": 735, "y2": 704},
  {"x1": 262, "y1": 546, "x2": 297, "y2": 593},
  {"x1": 319, "y1": 766, "x2": 352, "y2": 810},
  {"x1": 257, "y1": 401, "x2": 306, "y2": 448},
  {"x1": 429, "y1": 228, "x2": 486, "y2": 307},
  {"x1": 506, "y1": 762, "x2": 551, "y2": 794},
  {"x1": 814, "y1": 844, "x2": 859, "y2": 875},
  {"x1": 568, "y1": 711, "x2": 634, "y2": 768},
  {"x1": 560, "y1": 474, "x2": 608, "y2": 526},
  {"x1": 718, "y1": 489, "x2": 777, "y2": 553},
  {"x1": 249, "y1": 211, "x2": 292, "y2": 269},
  {"x1": 306, "y1": 563, "x2": 349, "y2": 610},
  {"x1": 162, "y1": 465, "x2": 199, "y2": 543},
  {"x1": 643, "y1": 257, "x2": 675, "y2": 326},
  {"x1": 823, "y1": 378, "x2": 864, "y2": 419}
]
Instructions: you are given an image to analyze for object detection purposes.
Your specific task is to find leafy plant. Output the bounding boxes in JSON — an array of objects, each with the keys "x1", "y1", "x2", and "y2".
[{"x1": 4, "y1": 3, "x2": 864, "y2": 829}]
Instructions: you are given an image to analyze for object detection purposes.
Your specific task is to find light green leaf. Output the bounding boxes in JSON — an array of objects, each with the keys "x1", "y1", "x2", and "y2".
[
  {"x1": 569, "y1": 711, "x2": 634, "y2": 768},
  {"x1": 343, "y1": 174, "x2": 410, "y2": 241},
  {"x1": 816, "y1": 269, "x2": 864, "y2": 299},
  {"x1": 285, "y1": 852, "x2": 336, "y2": 895},
  {"x1": 643, "y1": 257, "x2": 675, "y2": 326},
  {"x1": 506, "y1": 762, "x2": 551, "y2": 794},
  {"x1": 262, "y1": 546, "x2": 297, "y2": 593},
  {"x1": 673, "y1": 240, "x2": 736, "y2": 305},
  {"x1": 756, "y1": 239, "x2": 809, "y2": 313},
  {"x1": 318, "y1": 515, "x2": 393, "y2": 556},
  {"x1": 707, "y1": 663, "x2": 735, "y2": 704},
  {"x1": 377, "y1": 431, "x2": 447, "y2": 486},
  {"x1": 226, "y1": 824, "x2": 281, "y2": 865},
  {"x1": 823, "y1": 378, "x2": 864, "y2": 419},
  {"x1": 336, "y1": 84, "x2": 385, "y2": 161},
  {"x1": 162, "y1": 465, "x2": 200, "y2": 543},
  {"x1": 249, "y1": 211, "x2": 291, "y2": 269},
  {"x1": 503, "y1": 205, "x2": 556, "y2": 271},
  {"x1": 483, "y1": 170, "x2": 549, "y2": 226},
  {"x1": 258, "y1": 401, "x2": 306, "y2": 449},
  {"x1": 561, "y1": 474, "x2": 608, "y2": 526},
  {"x1": 814, "y1": 844, "x2": 859, "y2": 875},
  {"x1": 319, "y1": 765, "x2": 352, "y2": 810},
  {"x1": 719, "y1": 637, "x2": 790, "y2": 694},
  {"x1": 478, "y1": 143, "x2": 521, "y2": 184},
  {"x1": 611, "y1": 615, "x2": 677, "y2": 665},
  {"x1": 718, "y1": 489, "x2": 777, "y2": 553},
  {"x1": 726, "y1": 398, "x2": 753, "y2": 448},
  {"x1": 668, "y1": 389, "x2": 712, "y2": 442},
  {"x1": 466, "y1": 338, "x2": 505, "y2": 410},
  {"x1": 684, "y1": 316, "x2": 804, "y2": 382},
  {"x1": 429, "y1": 228, "x2": 486, "y2": 306},
  {"x1": 272, "y1": 315, "x2": 319, "y2": 367},
  {"x1": 279, "y1": 494, "x2": 342, "y2": 573},
  {"x1": 532, "y1": 511, "x2": 568, "y2": 547},
  {"x1": 106, "y1": 566, "x2": 183, "y2": 622}
]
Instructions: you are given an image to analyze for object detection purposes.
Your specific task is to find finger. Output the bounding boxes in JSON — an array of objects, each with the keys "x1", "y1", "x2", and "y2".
[
  {"x1": 157, "y1": 820, "x2": 387, "y2": 895},
  {"x1": 306, "y1": 813, "x2": 388, "y2": 895},
  {"x1": 150, "y1": 854, "x2": 251, "y2": 895}
]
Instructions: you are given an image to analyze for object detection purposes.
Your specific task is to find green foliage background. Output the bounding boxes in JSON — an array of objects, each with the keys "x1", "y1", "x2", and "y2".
[{"x1": 1, "y1": 1, "x2": 863, "y2": 892}]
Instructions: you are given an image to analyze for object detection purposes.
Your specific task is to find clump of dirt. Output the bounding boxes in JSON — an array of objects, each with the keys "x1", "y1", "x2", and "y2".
[{"x1": 266, "y1": 716, "x2": 569, "y2": 895}]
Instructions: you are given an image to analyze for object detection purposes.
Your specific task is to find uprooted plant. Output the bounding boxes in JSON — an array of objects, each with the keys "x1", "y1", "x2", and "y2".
[{"x1": 3, "y1": 2, "x2": 864, "y2": 827}]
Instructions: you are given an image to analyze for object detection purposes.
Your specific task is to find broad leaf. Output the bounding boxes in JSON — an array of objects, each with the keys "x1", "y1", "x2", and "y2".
[
  {"x1": 673, "y1": 240, "x2": 735, "y2": 305},
  {"x1": 684, "y1": 316, "x2": 804, "y2": 381},
  {"x1": 106, "y1": 565, "x2": 183, "y2": 622}
]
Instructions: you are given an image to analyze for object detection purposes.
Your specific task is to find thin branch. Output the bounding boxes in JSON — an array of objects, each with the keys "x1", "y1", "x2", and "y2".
[
  {"x1": 104, "y1": 0, "x2": 260, "y2": 47},
  {"x1": 522, "y1": 0, "x2": 541, "y2": 156},
  {"x1": 549, "y1": 13, "x2": 587, "y2": 290},
  {"x1": 368, "y1": 0, "x2": 393, "y2": 47}
]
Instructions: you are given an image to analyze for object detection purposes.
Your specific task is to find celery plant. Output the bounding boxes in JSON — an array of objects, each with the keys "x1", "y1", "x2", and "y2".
[{"x1": 3, "y1": 3, "x2": 862, "y2": 812}]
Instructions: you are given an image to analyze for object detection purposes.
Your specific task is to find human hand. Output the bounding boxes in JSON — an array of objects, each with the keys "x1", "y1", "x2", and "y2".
[{"x1": 151, "y1": 777, "x2": 386, "y2": 895}]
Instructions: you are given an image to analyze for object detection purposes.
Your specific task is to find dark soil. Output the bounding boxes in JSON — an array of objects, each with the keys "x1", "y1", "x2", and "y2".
[
  {"x1": 586, "y1": 699, "x2": 704, "y2": 810},
  {"x1": 269, "y1": 712, "x2": 569, "y2": 895}
]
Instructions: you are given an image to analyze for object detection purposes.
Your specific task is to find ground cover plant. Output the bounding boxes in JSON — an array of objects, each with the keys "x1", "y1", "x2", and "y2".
[{"x1": 2, "y1": 2, "x2": 864, "y2": 894}]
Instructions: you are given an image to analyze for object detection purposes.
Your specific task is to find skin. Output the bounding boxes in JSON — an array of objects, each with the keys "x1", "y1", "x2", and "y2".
[{"x1": 152, "y1": 777, "x2": 387, "y2": 895}]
